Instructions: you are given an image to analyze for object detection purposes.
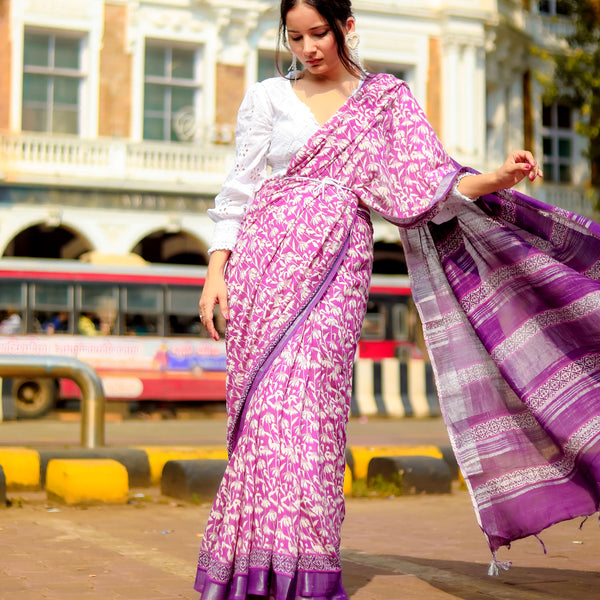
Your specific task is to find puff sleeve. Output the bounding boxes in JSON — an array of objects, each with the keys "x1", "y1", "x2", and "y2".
[{"x1": 207, "y1": 82, "x2": 274, "y2": 254}]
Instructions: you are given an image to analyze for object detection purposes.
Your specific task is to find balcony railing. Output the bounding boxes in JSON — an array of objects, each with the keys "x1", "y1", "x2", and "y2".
[
  {"x1": 0, "y1": 133, "x2": 234, "y2": 194},
  {"x1": 495, "y1": 0, "x2": 574, "y2": 47},
  {"x1": 534, "y1": 183, "x2": 599, "y2": 221}
]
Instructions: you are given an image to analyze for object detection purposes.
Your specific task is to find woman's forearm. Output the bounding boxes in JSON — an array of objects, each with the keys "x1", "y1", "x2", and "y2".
[
  {"x1": 457, "y1": 172, "x2": 502, "y2": 199},
  {"x1": 457, "y1": 150, "x2": 543, "y2": 199},
  {"x1": 207, "y1": 249, "x2": 231, "y2": 276}
]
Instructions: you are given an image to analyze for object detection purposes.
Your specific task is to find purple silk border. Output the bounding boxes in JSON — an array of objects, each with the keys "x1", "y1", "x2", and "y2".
[{"x1": 195, "y1": 565, "x2": 346, "y2": 600}]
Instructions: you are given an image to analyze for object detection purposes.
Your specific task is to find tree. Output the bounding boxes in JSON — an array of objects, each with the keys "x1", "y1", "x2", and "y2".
[{"x1": 544, "y1": 0, "x2": 600, "y2": 187}]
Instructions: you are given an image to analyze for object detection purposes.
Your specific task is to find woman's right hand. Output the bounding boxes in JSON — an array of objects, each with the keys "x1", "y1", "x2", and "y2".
[{"x1": 199, "y1": 250, "x2": 231, "y2": 341}]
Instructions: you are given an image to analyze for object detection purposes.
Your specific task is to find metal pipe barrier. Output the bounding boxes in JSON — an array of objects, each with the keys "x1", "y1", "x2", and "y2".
[{"x1": 0, "y1": 355, "x2": 105, "y2": 448}]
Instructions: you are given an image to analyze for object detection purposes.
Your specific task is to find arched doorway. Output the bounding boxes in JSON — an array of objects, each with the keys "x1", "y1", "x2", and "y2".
[
  {"x1": 132, "y1": 230, "x2": 208, "y2": 265},
  {"x1": 3, "y1": 224, "x2": 93, "y2": 259},
  {"x1": 372, "y1": 241, "x2": 407, "y2": 275}
]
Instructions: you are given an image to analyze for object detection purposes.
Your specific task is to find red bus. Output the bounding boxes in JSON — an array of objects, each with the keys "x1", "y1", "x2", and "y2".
[{"x1": 0, "y1": 258, "x2": 420, "y2": 418}]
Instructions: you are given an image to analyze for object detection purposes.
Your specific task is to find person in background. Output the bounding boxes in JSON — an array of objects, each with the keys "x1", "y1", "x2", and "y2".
[
  {"x1": 43, "y1": 312, "x2": 69, "y2": 334},
  {"x1": 0, "y1": 310, "x2": 22, "y2": 335},
  {"x1": 127, "y1": 314, "x2": 149, "y2": 335},
  {"x1": 77, "y1": 312, "x2": 99, "y2": 336}
]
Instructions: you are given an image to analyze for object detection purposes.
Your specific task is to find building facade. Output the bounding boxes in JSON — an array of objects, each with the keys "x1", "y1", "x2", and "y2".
[{"x1": 0, "y1": 0, "x2": 596, "y2": 268}]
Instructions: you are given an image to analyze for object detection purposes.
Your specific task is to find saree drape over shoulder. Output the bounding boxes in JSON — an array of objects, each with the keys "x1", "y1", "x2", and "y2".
[{"x1": 195, "y1": 73, "x2": 600, "y2": 598}]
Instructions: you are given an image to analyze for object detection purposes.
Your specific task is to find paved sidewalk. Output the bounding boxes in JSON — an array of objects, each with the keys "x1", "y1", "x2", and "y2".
[
  {"x1": 2, "y1": 416, "x2": 600, "y2": 599},
  {"x1": 2, "y1": 487, "x2": 600, "y2": 600}
]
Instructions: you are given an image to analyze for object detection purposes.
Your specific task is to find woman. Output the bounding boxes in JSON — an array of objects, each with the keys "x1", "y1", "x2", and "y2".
[{"x1": 197, "y1": 0, "x2": 600, "y2": 598}]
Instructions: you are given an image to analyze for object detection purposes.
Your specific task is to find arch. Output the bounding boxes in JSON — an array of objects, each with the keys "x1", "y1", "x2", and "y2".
[
  {"x1": 372, "y1": 241, "x2": 407, "y2": 275},
  {"x1": 131, "y1": 228, "x2": 209, "y2": 265},
  {"x1": 2, "y1": 222, "x2": 94, "y2": 259}
]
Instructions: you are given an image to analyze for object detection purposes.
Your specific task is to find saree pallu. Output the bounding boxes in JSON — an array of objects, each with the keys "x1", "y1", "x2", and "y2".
[{"x1": 401, "y1": 185, "x2": 600, "y2": 568}]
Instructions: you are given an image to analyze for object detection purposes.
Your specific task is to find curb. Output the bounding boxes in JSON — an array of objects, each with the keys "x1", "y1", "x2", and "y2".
[
  {"x1": 46, "y1": 458, "x2": 129, "y2": 505},
  {"x1": 0, "y1": 444, "x2": 460, "y2": 504},
  {"x1": 0, "y1": 447, "x2": 41, "y2": 489},
  {"x1": 367, "y1": 455, "x2": 452, "y2": 494},
  {"x1": 0, "y1": 465, "x2": 6, "y2": 507},
  {"x1": 38, "y1": 448, "x2": 151, "y2": 487},
  {"x1": 347, "y1": 445, "x2": 446, "y2": 480},
  {"x1": 134, "y1": 445, "x2": 228, "y2": 486},
  {"x1": 161, "y1": 459, "x2": 228, "y2": 502},
  {"x1": 351, "y1": 359, "x2": 439, "y2": 418}
]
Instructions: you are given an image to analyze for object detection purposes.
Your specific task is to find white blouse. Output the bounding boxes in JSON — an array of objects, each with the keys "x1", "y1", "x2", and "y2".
[
  {"x1": 207, "y1": 76, "x2": 473, "y2": 253},
  {"x1": 208, "y1": 76, "x2": 321, "y2": 254}
]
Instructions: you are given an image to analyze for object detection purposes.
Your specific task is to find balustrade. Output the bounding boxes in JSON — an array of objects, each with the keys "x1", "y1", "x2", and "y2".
[{"x1": 0, "y1": 133, "x2": 233, "y2": 193}]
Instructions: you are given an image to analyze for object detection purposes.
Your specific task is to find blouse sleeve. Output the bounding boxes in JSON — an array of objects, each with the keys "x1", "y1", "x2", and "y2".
[
  {"x1": 207, "y1": 82, "x2": 274, "y2": 254},
  {"x1": 430, "y1": 173, "x2": 479, "y2": 224}
]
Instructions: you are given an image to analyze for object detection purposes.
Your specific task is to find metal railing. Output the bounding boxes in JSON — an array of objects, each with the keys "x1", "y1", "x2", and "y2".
[{"x1": 0, "y1": 355, "x2": 105, "y2": 448}]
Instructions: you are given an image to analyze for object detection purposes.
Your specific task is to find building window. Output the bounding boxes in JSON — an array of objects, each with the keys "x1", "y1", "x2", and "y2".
[
  {"x1": 22, "y1": 31, "x2": 83, "y2": 135},
  {"x1": 542, "y1": 103, "x2": 574, "y2": 184},
  {"x1": 538, "y1": 1, "x2": 571, "y2": 16},
  {"x1": 365, "y1": 62, "x2": 407, "y2": 81},
  {"x1": 258, "y1": 51, "x2": 279, "y2": 82},
  {"x1": 143, "y1": 43, "x2": 200, "y2": 142}
]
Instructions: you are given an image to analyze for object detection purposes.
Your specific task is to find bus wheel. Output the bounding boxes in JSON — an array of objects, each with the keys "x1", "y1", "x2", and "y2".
[{"x1": 13, "y1": 379, "x2": 57, "y2": 419}]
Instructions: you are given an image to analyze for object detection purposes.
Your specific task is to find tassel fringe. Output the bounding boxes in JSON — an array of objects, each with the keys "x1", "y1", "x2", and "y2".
[
  {"x1": 488, "y1": 551, "x2": 512, "y2": 576},
  {"x1": 534, "y1": 534, "x2": 547, "y2": 554}
]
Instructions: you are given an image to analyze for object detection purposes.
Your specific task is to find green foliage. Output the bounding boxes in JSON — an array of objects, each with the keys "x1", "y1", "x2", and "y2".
[
  {"x1": 352, "y1": 475, "x2": 403, "y2": 498},
  {"x1": 546, "y1": 0, "x2": 600, "y2": 184}
]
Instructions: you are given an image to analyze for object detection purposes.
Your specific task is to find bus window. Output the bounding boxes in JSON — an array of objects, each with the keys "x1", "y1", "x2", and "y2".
[
  {"x1": 79, "y1": 285, "x2": 118, "y2": 335},
  {"x1": 0, "y1": 282, "x2": 25, "y2": 334},
  {"x1": 360, "y1": 300, "x2": 385, "y2": 340},
  {"x1": 406, "y1": 298, "x2": 428, "y2": 360},
  {"x1": 391, "y1": 303, "x2": 408, "y2": 340},
  {"x1": 0, "y1": 281, "x2": 25, "y2": 307},
  {"x1": 167, "y1": 287, "x2": 209, "y2": 337},
  {"x1": 32, "y1": 283, "x2": 73, "y2": 334},
  {"x1": 122, "y1": 286, "x2": 162, "y2": 336}
]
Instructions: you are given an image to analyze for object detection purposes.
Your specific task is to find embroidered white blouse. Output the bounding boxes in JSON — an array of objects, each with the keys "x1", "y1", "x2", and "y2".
[{"x1": 207, "y1": 76, "x2": 472, "y2": 254}]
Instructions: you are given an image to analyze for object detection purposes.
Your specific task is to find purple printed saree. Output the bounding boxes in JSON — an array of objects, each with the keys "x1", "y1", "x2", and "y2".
[{"x1": 195, "y1": 73, "x2": 600, "y2": 598}]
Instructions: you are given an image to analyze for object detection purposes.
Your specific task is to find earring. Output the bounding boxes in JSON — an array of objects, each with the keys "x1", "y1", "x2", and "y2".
[
  {"x1": 288, "y1": 54, "x2": 298, "y2": 73},
  {"x1": 345, "y1": 32, "x2": 361, "y2": 69}
]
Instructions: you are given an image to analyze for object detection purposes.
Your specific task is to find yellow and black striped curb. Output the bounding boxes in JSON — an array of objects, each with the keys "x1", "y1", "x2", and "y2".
[{"x1": 0, "y1": 445, "x2": 459, "y2": 505}]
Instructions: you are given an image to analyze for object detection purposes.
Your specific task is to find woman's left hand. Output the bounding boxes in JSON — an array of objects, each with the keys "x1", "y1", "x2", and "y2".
[
  {"x1": 495, "y1": 150, "x2": 544, "y2": 189},
  {"x1": 458, "y1": 150, "x2": 544, "y2": 199}
]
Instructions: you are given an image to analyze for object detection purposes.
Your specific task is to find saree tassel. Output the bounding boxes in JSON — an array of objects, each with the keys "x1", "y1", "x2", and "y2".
[
  {"x1": 487, "y1": 552, "x2": 512, "y2": 576},
  {"x1": 534, "y1": 535, "x2": 547, "y2": 555}
]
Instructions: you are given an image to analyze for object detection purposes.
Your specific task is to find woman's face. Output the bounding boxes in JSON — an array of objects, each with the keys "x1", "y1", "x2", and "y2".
[{"x1": 286, "y1": 1, "x2": 354, "y2": 79}]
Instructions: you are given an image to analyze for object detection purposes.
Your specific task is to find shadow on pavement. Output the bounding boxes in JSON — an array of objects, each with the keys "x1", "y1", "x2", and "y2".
[{"x1": 342, "y1": 553, "x2": 600, "y2": 600}]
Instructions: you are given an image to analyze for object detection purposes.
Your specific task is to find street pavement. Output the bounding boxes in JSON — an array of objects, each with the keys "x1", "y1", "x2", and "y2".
[
  {"x1": 2, "y1": 413, "x2": 600, "y2": 599},
  {"x1": 0, "y1": 410, "x2": 452, "y2": 448}
]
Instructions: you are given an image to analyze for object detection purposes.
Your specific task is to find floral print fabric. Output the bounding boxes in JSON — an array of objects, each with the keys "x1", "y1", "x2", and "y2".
[{"x1": 195, "y1": 74, "x2": 461, "y2": 599}]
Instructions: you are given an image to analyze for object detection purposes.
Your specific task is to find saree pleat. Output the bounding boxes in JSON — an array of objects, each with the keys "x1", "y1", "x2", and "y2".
[{"x1": 195, "y1": 202, "x2": 373, "y2": 598}]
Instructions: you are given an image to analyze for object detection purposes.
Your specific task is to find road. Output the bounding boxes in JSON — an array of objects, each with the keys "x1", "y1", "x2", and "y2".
[
  {"x1": 0, "y1": 409, "x2": 452, "y2": 448},
  {"x1": 1, "y1": 414, "x2": 599, "y2": 599},
  {"x1": 2, "y1": 487, "x2": 600, "y2": 599}
]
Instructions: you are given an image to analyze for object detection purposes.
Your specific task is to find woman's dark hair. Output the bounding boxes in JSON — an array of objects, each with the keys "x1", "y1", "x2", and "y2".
[{"x1": 276, "y1": 0, "x2": 362, "y2": 77}]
